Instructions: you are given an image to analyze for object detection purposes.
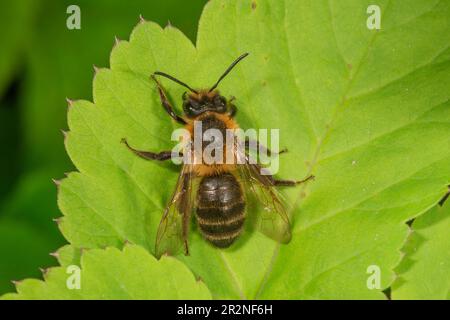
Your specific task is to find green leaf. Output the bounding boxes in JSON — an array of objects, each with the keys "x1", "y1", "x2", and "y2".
[
  {"x1": 53, "y1": 245, "x2": 82, "y2": 267},
  {"x1": 0, "y1": 0, "x2": 37, "y2": 199},
  {"x1": 1, "y1": 245, "x2": 211, "y2": 300},
  {"x1": 391, "y1": 197, "x2": 450, "y2": 299},
  {"x1": 43, "y1": 0, "x2": 450, "y2": 299},
  {"x1": 0, "y1": 0, "x2": 207, "y2": 295}
]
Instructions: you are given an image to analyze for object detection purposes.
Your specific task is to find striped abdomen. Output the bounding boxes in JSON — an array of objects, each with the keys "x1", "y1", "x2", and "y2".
[{"x1": 196, "y1": 173, "x2": 245, "y2": 248}]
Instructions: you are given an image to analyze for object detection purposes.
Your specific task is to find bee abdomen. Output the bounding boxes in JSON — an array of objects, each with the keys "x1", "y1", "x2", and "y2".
[{"x1": 196, "y1": 173, "x2": 245, "y2": 248}]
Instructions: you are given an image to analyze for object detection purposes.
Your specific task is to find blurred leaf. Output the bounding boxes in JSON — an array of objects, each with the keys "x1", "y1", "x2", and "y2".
[
  {"x1": 391, "y1": 198, "x2": 450, "y2": 299},
  {"x1": 2, "y1": 245, "x2": 211, "y2": 299},
  {"x1": 1, "y1": 170, "x2": 63, "y2": 240},
  {"x1": 0, "y1": 170, "x2": 65, "y2": 294},
  {"x1": 0, "y1": 219, "x2": 57, "y2": 294},
  {"x1": 0, "y1": 99, "x2": 21, "y2": 199},
  {"x1": 0, "y1": 0, "x2": 38, "y2": 96}
]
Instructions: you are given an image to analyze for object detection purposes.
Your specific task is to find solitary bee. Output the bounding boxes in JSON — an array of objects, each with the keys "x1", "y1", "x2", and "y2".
[{"x1": 122, "y1": 53, "x2": 313, "y2": 256}]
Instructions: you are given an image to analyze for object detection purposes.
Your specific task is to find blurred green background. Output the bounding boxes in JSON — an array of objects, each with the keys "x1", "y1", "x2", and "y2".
[{"x1": 0, "y1": 0, "x2": 207, "y2": 294}]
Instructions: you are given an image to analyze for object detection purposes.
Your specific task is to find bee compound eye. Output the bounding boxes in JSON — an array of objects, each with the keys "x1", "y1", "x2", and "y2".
[
  {"x1": 214, "y1": 95, "x2": 226, "y2": 107},
  {"x1": 190, "y1": 99, "x2": 201, "y2": 110}
]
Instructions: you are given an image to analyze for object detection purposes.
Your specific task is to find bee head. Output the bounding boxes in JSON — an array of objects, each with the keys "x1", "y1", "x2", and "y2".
[
  {"x1": 152, "y1": 53, "x2": 249, "y2": 118},
  {"x1": 182, "y1": 91, "x2": 227, "y2": 118}
]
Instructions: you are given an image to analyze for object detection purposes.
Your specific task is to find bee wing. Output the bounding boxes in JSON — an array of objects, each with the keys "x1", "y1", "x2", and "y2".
[
  {"x1": 155, "y1": 164, "x2": 196, "y2": 257},
  {"x1": 235, "y1": 142, "x2": 292, "y2": 243}
]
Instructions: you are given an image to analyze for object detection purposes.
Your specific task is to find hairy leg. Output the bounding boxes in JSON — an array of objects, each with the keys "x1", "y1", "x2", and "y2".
[
  {"x1": 151, "y1": 75, "x2": 186, "y2": 125},
  {"x1": 122, "y1": 138, "x2": 181, "y2": 161}
]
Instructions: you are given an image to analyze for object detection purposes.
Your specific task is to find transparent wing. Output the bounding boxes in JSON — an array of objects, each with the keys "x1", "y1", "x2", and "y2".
[
  {"x1": 235, "y1": 141, "x2": 292, "y2": 243},
  {"x1": 155, "y1": 164, "x2": 196, "y2": 257}
]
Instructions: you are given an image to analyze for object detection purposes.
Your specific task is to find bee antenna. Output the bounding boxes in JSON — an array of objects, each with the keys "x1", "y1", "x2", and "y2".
[
  {"x1": 209, "y1": 53, "x2": 249, "y2": 92},
  {"x1": 153, "y1": 71, "x2": 198, "y2": 94}
]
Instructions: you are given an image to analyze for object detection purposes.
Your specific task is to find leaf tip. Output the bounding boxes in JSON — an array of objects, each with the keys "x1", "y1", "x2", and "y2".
[
  {"x1": 61, "y1": 129, "x2": 69, "y2": 140},
  {"x1": 52, "y1": 178, "x2": 62, "y2": 187},
  {"x1": 39, "y1": 267, "x2": 50, "y2": 278},
  {"x1": 113, "y1": 36, "x2": 123, "y2": 50},
  {"x1": 52, "y1": 217, "x2": 62, "y2": 225},
  {"x1": 139, "y1": 14, "x2": 147, "y2": 24},
  {"x1": 11, "y1": 280, "x2": 21, "y2": 287},
  {"x1": 49, "y1": 251, "x2": 59, "y2": 259},
  {"x1": 123, "y1": 239, "x2": 132, "y2": 248},
  {"x1": 65, "y1": 97, "x2": 74, "y2": 107},
  {"x1": 93, "y1": 64, "x2": 100, "y2": 74},
  {"x1": 160, "y1": 252, "x2": 172, "y2": 259}
]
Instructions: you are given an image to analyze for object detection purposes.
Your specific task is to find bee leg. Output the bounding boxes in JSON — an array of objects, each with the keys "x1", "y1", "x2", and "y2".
[
  {"x1": 245, "y1": 138, "x2": 288, "y2": 156},
  {"x1": 272, "y1": 174, "x2": 315, "y2": 187},
  {"x1": 121, "y1": 138, "x2": 182, "y2": 161},
  {"x1": 250, "y1": 163, "x2": 314, "y2": 187},
  {"x1": 151, "y1": 75, "x2": 187, "y2": 125},
  {"x1": 228, "y1": 103, "x2": 237, "y2": 117}
]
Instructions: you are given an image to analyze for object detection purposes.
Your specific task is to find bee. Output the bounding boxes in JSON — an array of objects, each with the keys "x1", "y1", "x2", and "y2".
[{"x1": 122, "y1": 53, "x2": 314, "y2": 256}]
